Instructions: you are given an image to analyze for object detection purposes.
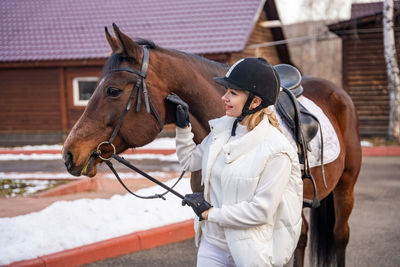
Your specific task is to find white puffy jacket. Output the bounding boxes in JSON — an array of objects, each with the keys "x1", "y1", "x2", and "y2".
[{"x1": 176, "y1": 115, "x2": 303, "y2": 267}]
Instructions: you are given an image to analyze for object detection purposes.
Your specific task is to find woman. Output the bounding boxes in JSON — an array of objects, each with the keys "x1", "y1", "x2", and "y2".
[{"x1": 167, "y1": 57, "x2": 303, "y2": 267}]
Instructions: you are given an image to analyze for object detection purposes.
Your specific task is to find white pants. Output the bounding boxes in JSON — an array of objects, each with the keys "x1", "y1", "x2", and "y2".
[{"x1": 197, "y1": 237, "x2": 236, "y2": 267}]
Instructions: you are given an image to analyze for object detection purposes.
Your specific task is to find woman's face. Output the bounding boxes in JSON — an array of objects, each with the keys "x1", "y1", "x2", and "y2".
[{"x1": 221, "y1": 88, "x2": 248, "y2": 117}]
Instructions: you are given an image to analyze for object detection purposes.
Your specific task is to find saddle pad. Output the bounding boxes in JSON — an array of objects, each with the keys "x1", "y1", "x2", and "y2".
[{"x1": 272, "y1": 96, "x2": 340, "y2": 168}]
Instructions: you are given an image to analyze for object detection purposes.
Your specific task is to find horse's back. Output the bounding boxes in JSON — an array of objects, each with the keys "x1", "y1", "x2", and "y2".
[{"x1": 302, "y1": 76, "x2": 361, "y2": 179}]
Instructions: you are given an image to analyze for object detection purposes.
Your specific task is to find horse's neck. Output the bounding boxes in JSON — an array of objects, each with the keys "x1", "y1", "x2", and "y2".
[{"x1": 162, "y1": 53, "x2": 226, "y2": 142}]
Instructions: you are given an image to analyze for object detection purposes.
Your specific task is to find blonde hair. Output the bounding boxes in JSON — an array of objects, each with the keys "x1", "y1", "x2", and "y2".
[{"x1": 243, "y1": 107, "x2": 281, "y2": 132}]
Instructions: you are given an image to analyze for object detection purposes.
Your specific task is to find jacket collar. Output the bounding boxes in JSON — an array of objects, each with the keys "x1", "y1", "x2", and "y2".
[
  {"x1": 208, "y1": 115, "x2": 236, "y2": 135},
  {"x1": 222, "y1": 115, "x2": 271, "y2": 163}
]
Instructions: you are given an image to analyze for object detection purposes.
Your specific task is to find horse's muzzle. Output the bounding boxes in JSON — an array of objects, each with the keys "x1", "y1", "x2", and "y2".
[{"x1": 63, "y1": 151, "x2": 81, "y2": 176}]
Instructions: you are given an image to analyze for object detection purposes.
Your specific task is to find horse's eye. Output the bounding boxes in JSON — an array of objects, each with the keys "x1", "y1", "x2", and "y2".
[{"x1": 106, "y1": 87, "x2": 122, "y2": 97}]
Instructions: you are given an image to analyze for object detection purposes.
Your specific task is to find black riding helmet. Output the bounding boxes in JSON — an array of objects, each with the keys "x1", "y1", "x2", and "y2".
[{"x1": 213, "y1": 57, "x2": 280, "y2": 135}]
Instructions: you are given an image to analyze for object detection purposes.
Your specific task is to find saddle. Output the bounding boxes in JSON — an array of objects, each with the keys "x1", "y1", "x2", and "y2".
[{"x1": 275, "y1": 64, "x2": 326, "y2": 208}]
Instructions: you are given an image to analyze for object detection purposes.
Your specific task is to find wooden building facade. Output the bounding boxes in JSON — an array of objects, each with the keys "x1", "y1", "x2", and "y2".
[
  {"x1": 329, "y1": 4, "x2": 400, "y2": 137},
  {"x1": 0, "y1": 0, "x2": 290, "y2": 146}
]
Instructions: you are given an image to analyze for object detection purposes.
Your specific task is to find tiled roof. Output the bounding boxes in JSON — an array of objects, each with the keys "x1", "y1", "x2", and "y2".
[
  {"x1": 0, "y1": 0, "x2": 266, "y2": 62},
  {"x1": 351, "y1": 1, "x2": 400, "y2": 19}
]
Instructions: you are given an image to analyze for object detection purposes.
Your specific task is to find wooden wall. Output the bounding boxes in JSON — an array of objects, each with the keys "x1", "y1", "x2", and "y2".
[
  {"x1": 0, "y1": 51, "x2": 231, "y2": 145},
  {"x1": 0, "y1": 67, "x2": 62, "y2": 132},
  {"x1": 0, "y1": 67, "x2": 65, "y2": 145},
  {"x1": 0, "y1": 63, "x2": 105, "y2": 145},
  {"x1": 230, "y1": 11, "x2": 281, "y2": 65},
  {"x1": 342, "y1": 29, "x2": 400, "y2": 137},
  {"x1": 64, "y1": 67, "x2": 103, "y2": 129}
]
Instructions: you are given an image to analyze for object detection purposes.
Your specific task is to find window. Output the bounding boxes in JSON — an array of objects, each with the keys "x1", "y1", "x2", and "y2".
[{"x1": 72, "y1": 77, "x2": 99, "y2": 106}]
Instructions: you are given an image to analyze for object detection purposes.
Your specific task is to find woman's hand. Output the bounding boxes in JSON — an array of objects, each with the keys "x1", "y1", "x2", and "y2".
[
  {"x1": 201, "y1": 209, "x2": 210, "y2": 220},
  {"x1": 181, "y1": 193, "x2": 212, "y2": 220},
  {"x1": 166, "y1": 93, "x2": 190, "y2": 128}
]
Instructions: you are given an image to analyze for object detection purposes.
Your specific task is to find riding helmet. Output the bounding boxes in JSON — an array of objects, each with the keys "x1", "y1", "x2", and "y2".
[
  {"x1": 213, "y1": 57, "x2": 280, "y2": 135},
  {"x1": 213, "y1": 57, "x2": 280, "y2": 107}
]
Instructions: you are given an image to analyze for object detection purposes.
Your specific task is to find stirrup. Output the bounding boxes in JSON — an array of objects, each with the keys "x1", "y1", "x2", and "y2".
[{"x1": 302, "y1": 173, "x2": 320, "y2": 208}]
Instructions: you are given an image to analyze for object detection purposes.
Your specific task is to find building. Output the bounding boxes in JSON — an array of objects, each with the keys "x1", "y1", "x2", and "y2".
[
  {"x1": 329, "y1": 1, "x2": 400, "y2": 137},
  {"x1": 0, "y1": 0, "x2": 291, "y2": 145}
]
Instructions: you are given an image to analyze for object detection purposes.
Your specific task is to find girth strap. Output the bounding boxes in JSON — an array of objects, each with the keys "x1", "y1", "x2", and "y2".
[{"x1": 277, "y1": 88, "x2": 327, "y2": 208}]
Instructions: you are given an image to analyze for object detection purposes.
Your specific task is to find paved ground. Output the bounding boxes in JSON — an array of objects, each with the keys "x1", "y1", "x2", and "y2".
[
  {"x1": 0, "y1": 158, "x2": 182, "y2": 173},
  {"x1": 0, "y1": 158, "x2": 184, "y2": 217},
  {"x1": 83, "y1": 156, "x2": 400, "y2": 267},
  {"x1": 1, "y1": 156, "x2": 399, "y2": 266}
]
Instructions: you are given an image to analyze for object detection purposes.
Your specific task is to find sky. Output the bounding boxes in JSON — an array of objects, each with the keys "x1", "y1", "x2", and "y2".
[{"x1": 276, "y1": 0, "x2": 384, "y2": 24}]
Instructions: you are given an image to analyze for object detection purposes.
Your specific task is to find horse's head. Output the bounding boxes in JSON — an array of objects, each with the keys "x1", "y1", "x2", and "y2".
[{"x1": 62, "y1": 24, "x2": 175, "y2": 177}]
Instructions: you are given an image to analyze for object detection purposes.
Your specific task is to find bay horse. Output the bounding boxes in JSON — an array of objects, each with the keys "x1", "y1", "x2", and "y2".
[{"x1": 62, "y1": 24, "x2": 362, "y2": 267}]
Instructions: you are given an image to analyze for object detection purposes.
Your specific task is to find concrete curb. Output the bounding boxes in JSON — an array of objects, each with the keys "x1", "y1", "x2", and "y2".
[
  {"x1": 1, "y1": 147, "x2": 400, "y2": 156},
  {"x1": 0, "y1": 149, "x2": 176, "y2": 155},
  {"x1": 361, "y1": 146, "x2": 400, "y2": 156},
  {"x1": 6, "y1": 219, "x2": 195, "y2": 267},
  {"x1": 33, "y1": 178, "x2": 98, "y2": 197}
]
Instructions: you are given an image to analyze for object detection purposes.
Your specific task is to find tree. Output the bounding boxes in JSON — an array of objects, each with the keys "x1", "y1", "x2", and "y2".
[{"x1": 383, "y1": 0, "x2": 400, "y2": 142}]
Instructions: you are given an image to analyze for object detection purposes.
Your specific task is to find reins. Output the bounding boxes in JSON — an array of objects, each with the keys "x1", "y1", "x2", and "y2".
[{"x1": 94, "y1": 46, "x2": 185, "y2": 201}]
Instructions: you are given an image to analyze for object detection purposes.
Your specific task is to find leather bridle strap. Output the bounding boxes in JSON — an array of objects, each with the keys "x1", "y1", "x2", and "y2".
[
  {"x1": 106, "y1": 154, "x2": 186, "y2": 200},
  {"x1": 94, "y1": 46, "x2": 184, "y2": 200},
  {"x1": 108, "y1": 47, "x2": 164, "y2": 144}
]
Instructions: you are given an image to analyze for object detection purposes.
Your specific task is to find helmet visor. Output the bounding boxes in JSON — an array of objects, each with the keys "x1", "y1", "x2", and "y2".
[{"x1": 213, "y1": 77, "x2": 244, "y2": 91}]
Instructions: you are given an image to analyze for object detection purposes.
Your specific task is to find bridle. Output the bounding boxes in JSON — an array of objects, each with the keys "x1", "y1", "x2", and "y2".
[
  {"x1": 99, "y1": 46, "x2": 163, "y2": 156},
  {"x1": 94, "y1": 46, "x2": 185, "y2": 200}
]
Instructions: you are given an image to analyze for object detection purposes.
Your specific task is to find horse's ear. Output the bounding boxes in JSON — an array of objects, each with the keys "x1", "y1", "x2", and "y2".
[
  {"x1": 105, "y1": 26, "x2": 118, "y2": 51},
  {"x1": 112, "y1": 23, "x2": 140, "y2": 60}
]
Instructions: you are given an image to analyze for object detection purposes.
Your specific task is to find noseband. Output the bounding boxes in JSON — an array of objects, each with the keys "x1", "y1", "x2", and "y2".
[{"x1": 94, "y1": 46, "x2": 185, "y2": 201}]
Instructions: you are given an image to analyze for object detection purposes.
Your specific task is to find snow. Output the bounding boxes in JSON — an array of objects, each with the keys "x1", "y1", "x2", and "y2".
[
  {"x1": 0, "y1": 152, "x2": 178, "y2": 161},
  {"x1": 1, "y1": 180, "x2": 66, "y2": 197},
  {"x1": 0, "y1": 177, "x2": 194, "y2": 265},
  {"x1": 0, "y1": 144, "x2": 63, "y2": 151},
  {"x1": 361, "y1": 140, "x2": 373, "y2": 147},
  {"x1": 0, "y1": 171, "x2": 187, "y2": 180},
  {"x1": 0, "y1": 138, "x2": 175, "y2": 151},
  {"x1": 0, "y1": 137, "x2": 177, "y2": 161},
  {"x1": 0, "y1": 172, "x2": 79, "y2": 180}
]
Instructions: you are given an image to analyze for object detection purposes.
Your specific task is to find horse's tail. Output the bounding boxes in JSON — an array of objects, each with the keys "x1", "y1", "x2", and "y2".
[{"x1": 309, "y1": 192, "x2": 336, "y2": 267}]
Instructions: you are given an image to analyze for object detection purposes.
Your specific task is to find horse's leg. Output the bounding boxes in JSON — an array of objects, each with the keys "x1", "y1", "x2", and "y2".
[
  {"x1": 332, "y1": 137, "x2": 361, "y2": 266},
  {"x1": 190, "y1": 171, "x2": 204, "y2": 193},
  {"x1": 333, "y1": 164, "x2": 360, "y2": 267},
  {"x1": 294, "y1": 210, "x2": 308, "y2": 267},
  {"x1": 331, "y1": 86, "x2": 362, "y2": 267}
]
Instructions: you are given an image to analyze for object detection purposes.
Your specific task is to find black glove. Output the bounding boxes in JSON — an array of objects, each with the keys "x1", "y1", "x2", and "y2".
[
  {"x1": 166, "y1": 93, "x2": 190, "y2": 128},
  {"x1": 182, "y1": 193, "x2": 212, "y2": 220}
]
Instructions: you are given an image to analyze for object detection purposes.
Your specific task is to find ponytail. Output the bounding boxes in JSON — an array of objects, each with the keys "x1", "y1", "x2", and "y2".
[{"x1": 243, "y1": 107, "x2": 281, "y2": 132}]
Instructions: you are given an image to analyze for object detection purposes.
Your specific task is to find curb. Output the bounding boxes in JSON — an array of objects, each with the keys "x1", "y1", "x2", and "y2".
[
  {"x1": 1, "y1": 147, "x2": 400, "y2": 156},
  {"x1": 6, "y1": 219, "x2": 195, "y2": 267},
  {"x1": 33, "y1": 178, "x2": 98, "y2": 197},
  {"x1": 0, "y1": 149, "x2": 176, "y2": 155},
  {"x1": 361, "y1": 146, "x2": 400, "y2": 156}
]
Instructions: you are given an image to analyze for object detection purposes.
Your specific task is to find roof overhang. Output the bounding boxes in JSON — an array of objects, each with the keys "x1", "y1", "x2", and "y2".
[{"x1": 329, "y1": 8, "x2": 400, "y2": 36}]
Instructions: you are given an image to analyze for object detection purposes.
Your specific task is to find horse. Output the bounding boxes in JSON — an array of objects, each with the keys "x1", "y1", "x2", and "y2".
[{"x1": 62, "y1": 24, "x2": 362, "y2": 267}]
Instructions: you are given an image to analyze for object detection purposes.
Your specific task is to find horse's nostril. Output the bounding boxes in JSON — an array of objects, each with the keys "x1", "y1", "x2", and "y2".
[{"x1": 64, "y1": 152, "x2": 74, "y2": 170}]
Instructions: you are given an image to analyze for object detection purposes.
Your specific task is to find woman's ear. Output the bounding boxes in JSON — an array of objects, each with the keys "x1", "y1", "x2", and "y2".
[{"x1": 250, "y1": 96, "x2": 262, "y2": 109}]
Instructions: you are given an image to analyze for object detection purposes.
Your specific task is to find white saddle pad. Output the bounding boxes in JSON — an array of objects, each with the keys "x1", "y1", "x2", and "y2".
[{"x1": 273, "y1": 96, "x2": 340, "y2": 168}]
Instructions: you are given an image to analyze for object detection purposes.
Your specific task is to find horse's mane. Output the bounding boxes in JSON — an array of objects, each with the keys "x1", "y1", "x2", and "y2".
[{"x1": 103, "y1": 38, "x2": 227, "y2": 79}]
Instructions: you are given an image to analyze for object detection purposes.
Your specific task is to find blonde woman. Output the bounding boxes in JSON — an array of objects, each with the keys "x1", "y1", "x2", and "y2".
[{"x1": 167, "y1": 58, "x2": 303, "y2": 267}]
